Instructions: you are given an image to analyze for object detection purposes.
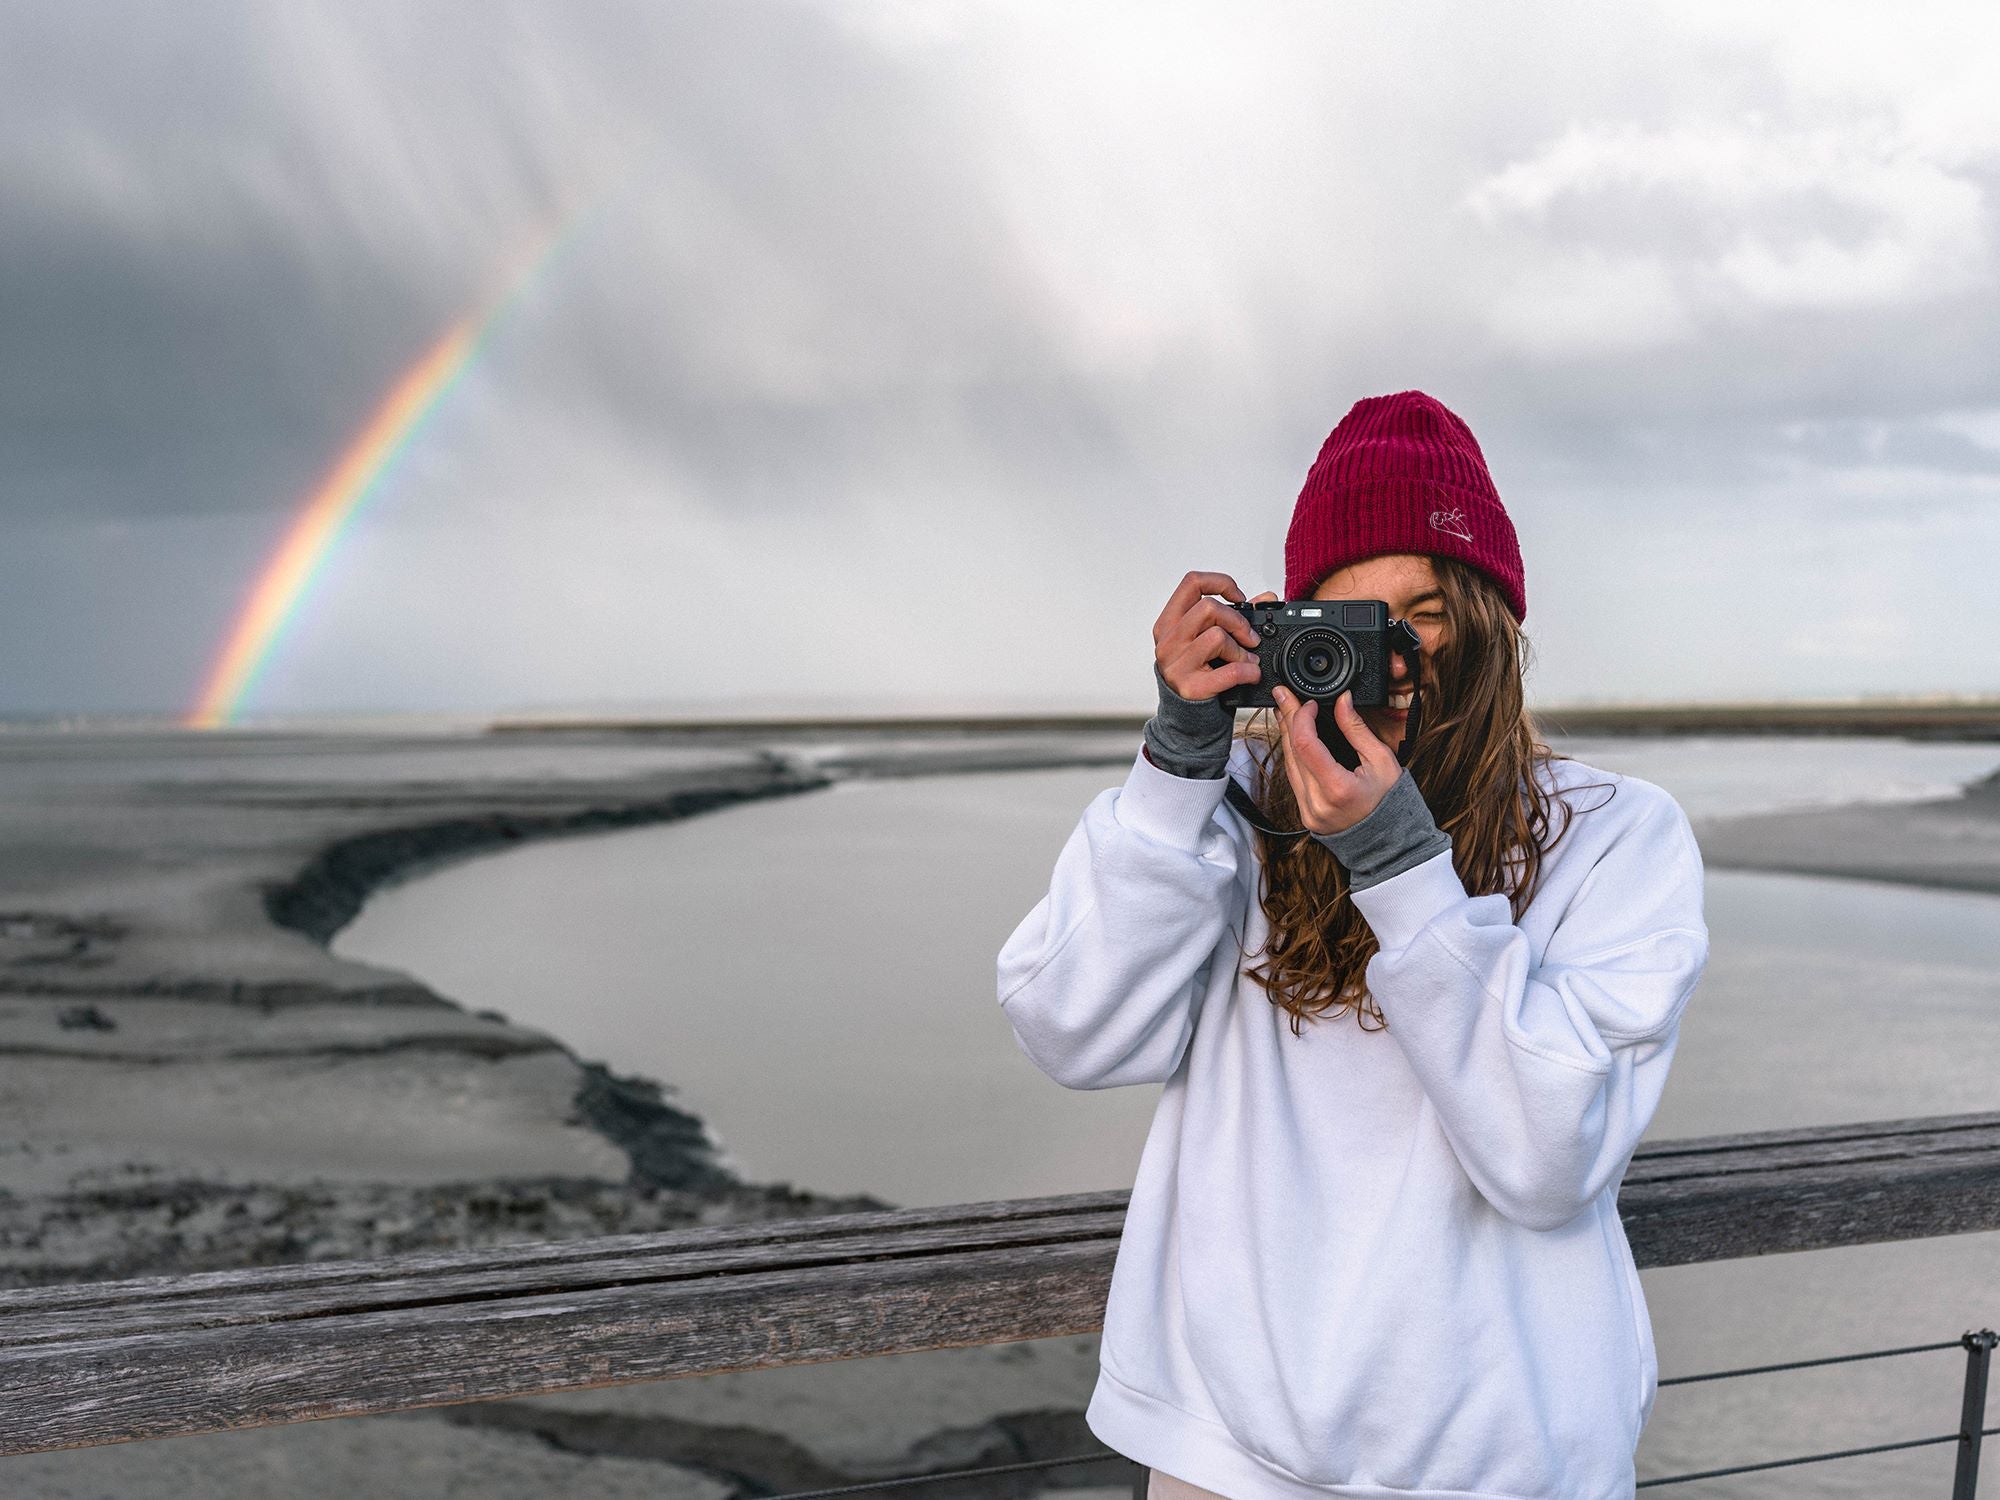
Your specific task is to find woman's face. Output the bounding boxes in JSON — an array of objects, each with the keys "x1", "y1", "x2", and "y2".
[{"x1": 1310, "y1": 552, "x2": 1450, "y2": 750}]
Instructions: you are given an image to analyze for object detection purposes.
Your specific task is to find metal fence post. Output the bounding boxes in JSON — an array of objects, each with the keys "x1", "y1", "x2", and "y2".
[{"x1": 1953, "y1": 1328, "x2": 1997, "y2": 1500}]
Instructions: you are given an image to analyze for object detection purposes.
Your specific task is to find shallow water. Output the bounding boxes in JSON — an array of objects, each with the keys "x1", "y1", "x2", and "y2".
[
  {"x1": 336, "y1": 735, "x2": 2000, "y2": 1497},
  {"x1": 336, "y1": 735, "x2": 2000, "y2": 1205},
  {"x1": 1542, "y1": 732, "x2": 2000, "y2": 819}
]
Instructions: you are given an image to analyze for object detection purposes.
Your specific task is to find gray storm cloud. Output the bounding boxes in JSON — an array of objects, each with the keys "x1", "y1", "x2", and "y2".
[{"x1": 2, "y1": 0, "x2": 1997, "y2": 715}]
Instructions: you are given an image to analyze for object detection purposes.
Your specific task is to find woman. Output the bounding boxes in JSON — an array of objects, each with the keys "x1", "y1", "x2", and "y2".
[{"x1": 996, "y1": 390, "x2": 1709, "y2": 1500}]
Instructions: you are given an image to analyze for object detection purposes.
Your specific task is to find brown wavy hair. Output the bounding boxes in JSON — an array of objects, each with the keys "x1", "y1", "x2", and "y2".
[{"x1": 1232, "y1": 554, "x2": 1612, "y2": 1036}]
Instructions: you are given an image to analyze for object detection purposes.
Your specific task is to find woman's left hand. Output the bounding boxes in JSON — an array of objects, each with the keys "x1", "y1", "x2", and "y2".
[{"x1": 1270, "y1": 685, "x2": 1404, "y2": 835}]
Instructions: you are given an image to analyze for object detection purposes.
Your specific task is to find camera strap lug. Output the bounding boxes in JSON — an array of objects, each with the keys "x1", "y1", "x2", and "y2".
[{"x1": 1387, "y1": 619, "x2": 1423, "y2": 769}]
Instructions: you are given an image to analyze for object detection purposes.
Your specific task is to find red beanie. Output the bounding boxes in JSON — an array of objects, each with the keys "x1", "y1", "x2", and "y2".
[{"x1": 1284, "y1": 390, "x2": 1526, "y2": 622}]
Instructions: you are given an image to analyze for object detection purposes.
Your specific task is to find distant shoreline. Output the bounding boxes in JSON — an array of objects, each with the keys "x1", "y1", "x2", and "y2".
[
  {"x1": 1533, "y1": 702, "x2": 2000, "y2": 740},
  {"x1": 7, "y1": 698, "x2": 1998, "y2": 741},
  {"x1": 487, "y1": 700, "x2": 2000, "y2": 741}
]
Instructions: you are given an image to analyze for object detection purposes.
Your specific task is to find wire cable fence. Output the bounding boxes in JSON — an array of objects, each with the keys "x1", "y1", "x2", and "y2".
[
  {"x1": 759, "y1": 1328, "x2": 2000, "y2": 1500},
  {"x1": 1638, "y1": 1329, "x2": 1999, "y2": 1495}
]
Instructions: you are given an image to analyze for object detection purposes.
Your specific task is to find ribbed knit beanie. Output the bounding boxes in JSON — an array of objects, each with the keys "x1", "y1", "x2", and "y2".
[{"x1": 1284, "y1": 390, "x2": 1526, "y2": 622}]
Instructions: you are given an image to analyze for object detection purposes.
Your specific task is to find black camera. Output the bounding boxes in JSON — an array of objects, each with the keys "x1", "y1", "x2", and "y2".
[{"x1": 1209, "y1": 599, "x2": 1424, "y2": 770}]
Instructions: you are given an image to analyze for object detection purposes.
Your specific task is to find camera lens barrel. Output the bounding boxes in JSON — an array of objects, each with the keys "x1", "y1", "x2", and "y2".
[{"x1": 1282, "y1": 627, "x2": 1355, "y2": 698}]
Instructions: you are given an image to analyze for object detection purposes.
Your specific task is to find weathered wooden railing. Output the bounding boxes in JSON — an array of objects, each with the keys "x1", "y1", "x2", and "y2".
[{"x1": 5, "y1": 1108, "x2": 2000, "y2": 1458}]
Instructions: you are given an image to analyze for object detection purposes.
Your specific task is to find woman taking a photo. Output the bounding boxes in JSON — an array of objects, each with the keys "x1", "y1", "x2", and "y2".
[{"x1": 997, "y1": 390, "x2": 1709, "y2": 1500}]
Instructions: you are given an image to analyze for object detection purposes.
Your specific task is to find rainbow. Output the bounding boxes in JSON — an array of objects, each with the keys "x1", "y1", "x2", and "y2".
[{"x1": 186, "y1": 216, "x2": 582, "y2": 729}]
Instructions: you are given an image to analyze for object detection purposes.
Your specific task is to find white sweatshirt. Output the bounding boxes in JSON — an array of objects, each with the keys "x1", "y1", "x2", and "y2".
[{"x1": 997, "y1": 738, "x2": 1709, "y2": 1500}]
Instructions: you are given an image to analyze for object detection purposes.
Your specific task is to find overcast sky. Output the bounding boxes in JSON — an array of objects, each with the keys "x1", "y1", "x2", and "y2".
[{"x1": 4, "y1": 0, "x2": 1998, "y2": 719}]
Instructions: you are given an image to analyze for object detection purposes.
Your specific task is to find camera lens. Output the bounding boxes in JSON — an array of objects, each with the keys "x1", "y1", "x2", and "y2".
[{"x1": 1283, "y1": 628, "x2": 1354, "y2": 697}]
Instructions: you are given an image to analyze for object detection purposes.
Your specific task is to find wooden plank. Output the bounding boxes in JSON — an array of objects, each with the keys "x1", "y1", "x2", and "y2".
[
  {"x1": 0, "y1": 1203, "x2": 1132, "y2": 1345},
  {"x1": 1621, "y1": 1111, "x2": 2000, "y2": 1266},
  {"x1": 0, "y1": 1243, "x2": 1121, "y2": 1454},
  {"x1": 1628, "y1": 1107, "x2": 2000, "y2": 1159},
  {"x1": 5, "y1": 1113, "x2": 2000, "y2": 1454},
  {"x1": 0, "y1": 1200, "x2": 1136, "y2": 1336}
]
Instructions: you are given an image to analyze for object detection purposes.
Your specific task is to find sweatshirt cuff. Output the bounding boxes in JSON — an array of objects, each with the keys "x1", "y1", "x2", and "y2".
[
  {"x1": 1311, "y1": 768, "x2": 1452, "y2": 890},
  {"x1": 1144, "y1": 661, "x2": 1234, "y2": 779},
  {"x1": 1346, "y1": 846, "x2": 1468, "y2": 954},
  {"x1": 1115, "y1": 745, "x2": 1231, "y2": 852}
]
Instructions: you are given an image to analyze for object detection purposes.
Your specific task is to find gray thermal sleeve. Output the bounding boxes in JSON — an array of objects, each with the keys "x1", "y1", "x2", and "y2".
[
  {"x1": 1142, "y1": 661, "x2": 1234, "y2": 780},
  {"x1": 1312, "y1": 768, "x2": 1453, "y2": 890}
]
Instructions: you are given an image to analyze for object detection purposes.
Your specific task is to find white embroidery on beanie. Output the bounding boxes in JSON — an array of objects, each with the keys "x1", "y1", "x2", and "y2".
[{"x1": 1428, "y1": 507, "x2": 1472, "y2": 543}]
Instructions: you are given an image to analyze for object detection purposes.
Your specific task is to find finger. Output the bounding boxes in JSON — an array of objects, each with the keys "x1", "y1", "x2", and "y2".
[
  {"x1": 1153, "y1": 571, "x2": 1246, "y2": 645},
  {"x1": 1288, "y1": 692, "x2": 1368, "y2": 776},
  {"x1": 1270, "y1": 685, "x2": 1303, "y2": 787},
  {"x1": 1197, "y1": 622, "x2": 1251, "y2": 662},
  {"x1": 1195, "y1": 594, "x2": 1263, "y2": 652},
  {"x1": 1289, "y1": 694, "x2": 1337, "y2": 777},
  {"x1": 1250, "y1": 590, "x2": 1280, "y2": 604},
  {"x1": 1165, "y1": 629, "x2": 1264, "y2": 700},
  {"x1": 1163, "y1": 593, "x2": 1261, "y2": 655},
  {"x1": 1163, "y1": 667, "x2": 1256, "y2": 704},
  {"x1": 1167, "y1": 623, "x2": 1249, "y2": 675},
  {"x1": 1179, "y1": 659, "x2": 1260, "y2": 701},
  {"x1": 1333, "y1": 691, "x2": 1398, "y2": 771},
  {"x1": 1162, "y1": 597, "x2": 1262, "y2": 667},
  {"x1": 1273, "y1": 686, "x2": 1330, "y2": 766},
  {"x1": 1177, "y1": 657, "x2": 1262, "y2": 699},
  {"x1": 1272, "y1": 688, "x2": 1343, "y2": 822},
  {"x1": 1270, "y1": 688, "x2": 1294, "y2": 767}
]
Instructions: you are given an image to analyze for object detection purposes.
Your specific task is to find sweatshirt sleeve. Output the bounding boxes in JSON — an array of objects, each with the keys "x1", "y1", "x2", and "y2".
[
  {"x1": 1346, "y1": 777, "x2": 1709, "y2": 1232},
  {"x1": 996, "y1": 744, "x2": 1250, "y2": 1090}
]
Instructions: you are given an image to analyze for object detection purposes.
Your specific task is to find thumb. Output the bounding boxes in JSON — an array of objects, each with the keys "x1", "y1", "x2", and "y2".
[{"x1": 1334, "y1": 691, "x2": 1392, "y2": 764}]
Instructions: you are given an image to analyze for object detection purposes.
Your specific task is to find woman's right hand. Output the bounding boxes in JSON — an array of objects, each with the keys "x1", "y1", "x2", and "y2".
[{"x1": 1153, "y1": 572, "x2": 1279, "y2": 702}]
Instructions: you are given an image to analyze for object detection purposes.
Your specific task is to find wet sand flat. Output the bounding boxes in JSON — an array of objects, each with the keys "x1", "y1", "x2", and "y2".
[
  {"x1": 1692, "y1": 762, "x2": 2000, "y2": 896},
  {"x1": 0, "y1": 723, "x2": 1138, "y2": 1283}
]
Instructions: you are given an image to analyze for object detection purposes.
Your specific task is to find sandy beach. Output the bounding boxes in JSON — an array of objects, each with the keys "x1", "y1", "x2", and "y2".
[{"x1": 4, "y1": 714, "x2": 1997, "y2": 1495}]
